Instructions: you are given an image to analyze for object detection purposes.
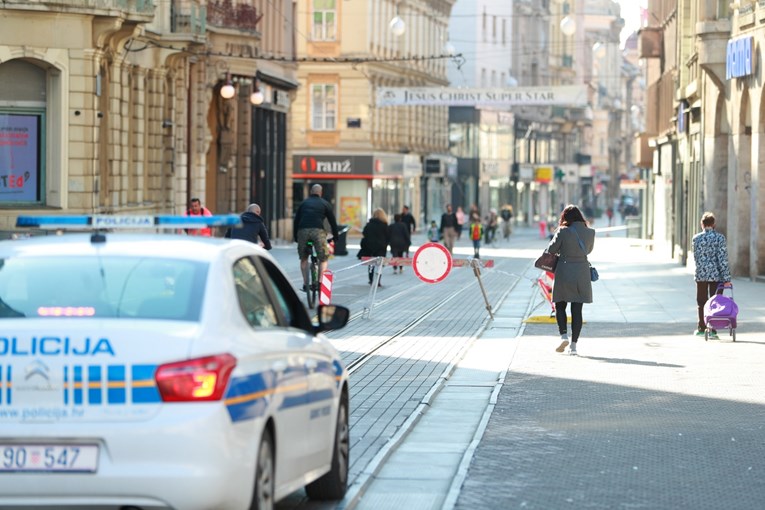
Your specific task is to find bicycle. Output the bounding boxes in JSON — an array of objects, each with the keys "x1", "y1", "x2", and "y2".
[{"x1": 303, "y1": 241, "x2": 319, "y2": 309}]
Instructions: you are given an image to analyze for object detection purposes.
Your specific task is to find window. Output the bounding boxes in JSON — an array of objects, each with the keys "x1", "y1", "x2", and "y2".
[
  {"x1": 233, "y1": 258, "x2": 279, "y2": 328},
  {"x1": 311, "y1": 83, "x2": 337, "y2": 130},
  {"x1": 0, "y1": 256, "x2": 207, "y2": 321},
  {"x1": 312, "y1": 0, "x2": 336, "y2": 41},
  {"x1": 0, "y1": 60, "x2": 46, "y2": 206}
]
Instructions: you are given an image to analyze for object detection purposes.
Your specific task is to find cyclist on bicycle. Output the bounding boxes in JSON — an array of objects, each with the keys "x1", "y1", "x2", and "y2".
[{"x1": 294, "y1": 184, "x2": 339, "y2": 291}]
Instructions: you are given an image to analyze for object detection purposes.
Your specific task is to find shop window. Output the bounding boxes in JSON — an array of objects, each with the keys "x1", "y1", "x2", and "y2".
[
  {"x1": 311, "y1": 83, "x2": 337, "y2": 131},
  {"x1": 312, "y1": 0, "x2": 337, "y2": 41},
  {"x1": 0, "y1": 60, "x2": 46, "y2": 206}
]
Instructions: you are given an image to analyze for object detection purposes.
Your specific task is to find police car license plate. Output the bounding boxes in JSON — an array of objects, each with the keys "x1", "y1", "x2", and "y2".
[{"x1": 0, "y1": 444, "x2": 98, "y2": 472}]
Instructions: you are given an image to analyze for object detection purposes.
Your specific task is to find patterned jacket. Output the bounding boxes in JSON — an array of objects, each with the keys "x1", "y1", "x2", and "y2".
[{"x1": 692, "y1": 228, "x2": 731, "y2": 282}]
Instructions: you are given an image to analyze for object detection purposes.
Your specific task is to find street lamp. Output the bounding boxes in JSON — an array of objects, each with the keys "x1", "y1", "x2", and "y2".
[
  {"x1": 592, "y1": 41, "x2": 606, "y2": 59},
  {"x1": 389, "y1": 16, "x2": 406, "y2": 37},
  {"x1": 250, "y1": 80, "x2": 264, "y2": 105},
  {"x1": 220, "y1": 73, "x2": 235, "y2": 99},
  {"x1": 560, "y1": 16, "x2": 576, "y2": 37}
]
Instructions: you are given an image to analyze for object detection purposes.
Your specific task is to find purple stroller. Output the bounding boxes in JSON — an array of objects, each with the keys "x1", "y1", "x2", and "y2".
[{"x1": 703, "y1": 283, "x2": 738, "y2": 341}]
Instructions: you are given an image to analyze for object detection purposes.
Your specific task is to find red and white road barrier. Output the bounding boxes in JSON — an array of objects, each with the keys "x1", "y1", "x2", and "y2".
[{"x1": 320, "y1": 270, "x2": 333, "y2": 305}]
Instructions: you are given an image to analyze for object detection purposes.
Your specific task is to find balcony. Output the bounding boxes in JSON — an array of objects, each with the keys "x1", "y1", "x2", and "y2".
[
  {"x1": 695, "y1": 19, "x2": 730, "y2": 85},
  {"x1": 207, "y1": 0, "x2": 262, "y2": 33},
  {"x1": 0, "y1": 0, "x2": 155, "y2": 16}
]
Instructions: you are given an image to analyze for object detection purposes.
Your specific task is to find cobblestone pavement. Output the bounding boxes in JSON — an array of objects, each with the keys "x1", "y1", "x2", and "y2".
[{"x1": 455, "y1": 321, "x2": 765, "y2": 510}]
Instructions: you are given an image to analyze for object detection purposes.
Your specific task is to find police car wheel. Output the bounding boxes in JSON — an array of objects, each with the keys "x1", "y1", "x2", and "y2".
[
  {"x1": 305, "y1": 391, "x2": 350, "y2": 500},
  {"x1": 250, "y1": 428, "x2": 275, "y2": 510}
]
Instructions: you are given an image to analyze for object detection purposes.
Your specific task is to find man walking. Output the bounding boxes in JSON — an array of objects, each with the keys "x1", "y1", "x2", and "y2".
[
  {"x1": 439, "y1": 204, "x2": 459, "y2": 254},
  {"x1": 294, "y1": 184, "x2": 339, "y2": 291},
  {"x1": 185, "y1": 197, "x2": 213, "y2": 237},
  {"x1": 401, "y1": 205, "x2": 416, "y2": 258},
  {"x1": 225, "y1": 203, "x2": 271, "y2": 250}
]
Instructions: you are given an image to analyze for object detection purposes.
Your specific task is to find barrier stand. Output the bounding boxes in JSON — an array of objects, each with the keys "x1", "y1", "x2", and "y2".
[
  {"x1": 362, "y1": 257, "x2": 386, "y2": 319},
  {"x1": 319, "y1": 270, "x2": 333, "y2": 305},
  {"x1": 470, "y1": 259, "x2": 494, "y2": 320}
]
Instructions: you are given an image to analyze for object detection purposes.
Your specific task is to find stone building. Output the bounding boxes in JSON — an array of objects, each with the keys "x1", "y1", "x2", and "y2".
[
  {"x1": 289, "y1": 0, "x2": 455, "y2": 234},
  {"x1": 0, "y1": 0, "x2": 297, "y2": 240},
  {"x1": 641, "y1": 0, "x2": 764, "y2": 279}
]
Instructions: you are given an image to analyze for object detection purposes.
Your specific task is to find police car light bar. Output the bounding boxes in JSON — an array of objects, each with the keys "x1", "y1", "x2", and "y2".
[{"x1": 16, "y1": 214, "x2": 242, "y2": 230}]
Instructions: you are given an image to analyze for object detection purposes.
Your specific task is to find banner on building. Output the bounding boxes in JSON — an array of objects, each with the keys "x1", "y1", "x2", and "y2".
[{"x1": 376, "y1": 86, "x2": 588, "y2": 107}]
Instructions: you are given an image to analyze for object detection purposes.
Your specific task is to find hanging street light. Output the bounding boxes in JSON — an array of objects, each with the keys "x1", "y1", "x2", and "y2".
[
  {"x1": 389, "y1": 16, "x2": 406, "y2": 37},
  {"x1": 560, "y1": 16, "x2": 576, "y2": 37}
]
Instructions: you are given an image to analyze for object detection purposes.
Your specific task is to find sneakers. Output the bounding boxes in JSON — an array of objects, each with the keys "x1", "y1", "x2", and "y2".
[
  {"x1": 693, "y1": 329, "x2": 706, "y2": 337},
  {"x1": 568, "y1": 343, "x2": 578, "y2": 356},
  {"x1": 555, "y1": 335, "x2": 569, "y2": 353},
  {"x1": 708, "y1": 330, "x2": 719, "y2": 339}
]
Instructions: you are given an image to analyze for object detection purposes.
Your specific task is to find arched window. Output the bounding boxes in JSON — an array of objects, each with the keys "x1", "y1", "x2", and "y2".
[{"x1": 0, "y1": 60, "x2": 46, "y2": 205}]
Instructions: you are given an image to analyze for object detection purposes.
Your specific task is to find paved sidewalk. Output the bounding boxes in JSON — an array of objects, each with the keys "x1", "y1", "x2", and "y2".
[{"x1": 454, "y1": 233, "x2": 765, "y2": 510}]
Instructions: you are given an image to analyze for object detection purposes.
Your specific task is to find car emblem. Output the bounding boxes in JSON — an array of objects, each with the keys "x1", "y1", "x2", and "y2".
[{"x1": 25, "y1": 360, "x2": 50, "y2": 382}]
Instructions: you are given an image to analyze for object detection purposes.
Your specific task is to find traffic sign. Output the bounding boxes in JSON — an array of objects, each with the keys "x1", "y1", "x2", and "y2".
[{"x1": 412, "y1": 242, "x2": 452, "y2": 284}]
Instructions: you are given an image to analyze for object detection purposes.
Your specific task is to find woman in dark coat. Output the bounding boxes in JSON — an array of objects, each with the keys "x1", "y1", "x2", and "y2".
[
  {"x1": 358, "y1": 208, "x2": 390, "y2": 285},
  {"x1": 388, "y1": 214, "x2": 411, "y2": 274},
  {"x1": 546, "y1": 204, "x2": 595, "y2": 356}
]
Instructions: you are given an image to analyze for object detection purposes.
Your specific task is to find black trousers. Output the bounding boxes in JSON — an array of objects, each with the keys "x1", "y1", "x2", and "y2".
[
  {"x1": 696, "y1": 281, "x2": 721, "y2": 331},
  {"x1": 556, "y1": 301, "x2": 583, "y2": 343}
]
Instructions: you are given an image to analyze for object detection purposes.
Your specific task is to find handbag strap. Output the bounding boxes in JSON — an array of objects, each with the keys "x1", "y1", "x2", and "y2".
[{"x1": 571, "y1": 226, "x2": 589, "y2": 260}]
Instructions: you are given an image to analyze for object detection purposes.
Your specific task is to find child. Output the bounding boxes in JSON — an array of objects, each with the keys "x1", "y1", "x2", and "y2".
[
  {"x1": 470, "y1": 218, "x2": 483, "y2": 259},
  {"x1": 427, "y1": 220, "x2": 440, "y2": 243}
]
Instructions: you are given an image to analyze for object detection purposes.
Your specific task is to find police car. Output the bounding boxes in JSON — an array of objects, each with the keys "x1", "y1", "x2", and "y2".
[{"x1": 0, "y1": 215, "x2": 351, "y2": 510}]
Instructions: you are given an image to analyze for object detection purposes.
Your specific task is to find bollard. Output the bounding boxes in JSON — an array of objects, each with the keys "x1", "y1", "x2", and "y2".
[{"x1": 320, "y1": 270, "x2": 333, "y2": 305}]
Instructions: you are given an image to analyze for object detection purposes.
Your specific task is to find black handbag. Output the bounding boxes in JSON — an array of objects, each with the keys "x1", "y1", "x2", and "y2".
[{"x1": 534, "y1": 251, "x2": 558, "y2": 272}]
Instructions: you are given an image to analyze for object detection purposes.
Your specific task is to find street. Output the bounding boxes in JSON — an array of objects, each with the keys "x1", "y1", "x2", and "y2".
[{"x1": 268, "y1": 220, "x2": 765, "y2": 510}]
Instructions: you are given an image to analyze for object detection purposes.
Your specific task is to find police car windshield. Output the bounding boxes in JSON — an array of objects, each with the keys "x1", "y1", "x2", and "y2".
[{"x1": 0, "y1": 256, "x2": 207, "y2": 321}]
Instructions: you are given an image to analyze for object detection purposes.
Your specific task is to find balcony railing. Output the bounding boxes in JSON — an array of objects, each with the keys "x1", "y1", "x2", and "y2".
[
  {"x1": 207, "y1": 0, "x2": 262, "y2": 32},
  {"x1": 0, "y1": 0, "x2": 155, "y2": 14}
]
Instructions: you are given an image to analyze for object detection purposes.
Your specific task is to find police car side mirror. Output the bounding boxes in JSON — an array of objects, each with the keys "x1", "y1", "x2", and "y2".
[{"x1": 316, "y1": 304, "x2": 350, "y2": 332}]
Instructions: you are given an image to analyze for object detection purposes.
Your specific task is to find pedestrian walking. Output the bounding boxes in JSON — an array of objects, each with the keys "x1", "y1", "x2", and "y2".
[
  {"x1": 426, "y1": 220, "x2": 440, "y2": 243},
  {"x1": 224, "y1": 203, "x2": 272, "y2": 250},
  {"x1": 606, "y1": 206, "x2": 614, "y2": 227},
  {"x1": 469, "y1": 217, "x2": 483, "y2": 259},
  {"x1": 184, "y1": 197, "x2": 213, "y2": 237},
  {"x1": 439, "y1": 204, "x2": 459, "y2": 254},
  {"x1": 546, "y1": 204, "x2": 595, "y2": 356},
  {"x1": 484, "y1": 208, "x2": 498, "y2": 245},
  {"x1": 500, "y1": 204, "x2": 513, "y2": 240},
  {"x1": 691, "y1": 211, "x2": 731, "y2": 338},
  {"x1": 358, "y1": 208, "x2": 389, "y2": 286},
  {"x1": 388, "y1": 213, "x2": 411, "y2": 274},
  {"x1": 456, "y1": 206, "x2": 466, "y2": 240},
  {"x1": 401, "y1": 205, "x2": 416, "y2": 258}
]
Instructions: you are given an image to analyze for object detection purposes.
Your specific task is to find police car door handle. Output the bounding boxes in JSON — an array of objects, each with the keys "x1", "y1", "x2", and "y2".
[
  {"x1": 305, "y1": 359, "x2": 318, "y2": 371},
  {"x1": 272, "y1": 361, "x2": 287, "y2": 373}
]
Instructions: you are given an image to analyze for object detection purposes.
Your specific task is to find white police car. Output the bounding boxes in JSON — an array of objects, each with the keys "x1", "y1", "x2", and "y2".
[{"x1": 0, "y1": 215, "x2": 351, "y2": 510}]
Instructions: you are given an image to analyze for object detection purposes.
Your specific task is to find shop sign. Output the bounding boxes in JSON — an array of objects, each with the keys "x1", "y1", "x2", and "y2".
[
  {"x1": 373, "y1": 155, "x2": 404, "y2": 177},
  {"x1": 481, "y1": 160, "x2": 506, "y2": 179},
  {"x1": 726, "y1": 36, "x2": 753, "y2": 80},
  {"x1": 535, "y1": 166, "x2": 553, "y2": 183},
  {"x1": 403, "y1": 154, "x2": 422, "y2": 178},
  {"x1": 377, "y1": 85, "x2": 588, "y2": 107},
  {"x1": 519, "y1": 164, "x2": 534, "y2": 182},
  {"x1": 293, "y1": 154, "x2": 373, "y2": 178}
]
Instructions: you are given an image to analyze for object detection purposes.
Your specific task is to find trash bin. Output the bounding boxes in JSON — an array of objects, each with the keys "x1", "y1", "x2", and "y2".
[{"x1": 333, "y1": 225, "x2": 351, "y2": 256}]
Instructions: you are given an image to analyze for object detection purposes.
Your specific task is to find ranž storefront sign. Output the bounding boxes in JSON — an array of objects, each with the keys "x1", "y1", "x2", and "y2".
[
  {"x1": 293, "y1": 154, "x2": 374, "y2": 179},
  {"x1": 376, "y1": 85, "x2": 588, "y2": 107}
]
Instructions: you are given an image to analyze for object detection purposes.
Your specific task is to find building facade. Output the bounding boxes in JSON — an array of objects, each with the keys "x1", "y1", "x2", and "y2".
[
  {"x1": 0, "y1": 0, "x2": 297, "y2": 240},
  {"x1": 641, "y1": 0, "x2": 765, "y2": 280},
  {"x1": 290, "y1": 0, "x2": 455, "y2": 236}
]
